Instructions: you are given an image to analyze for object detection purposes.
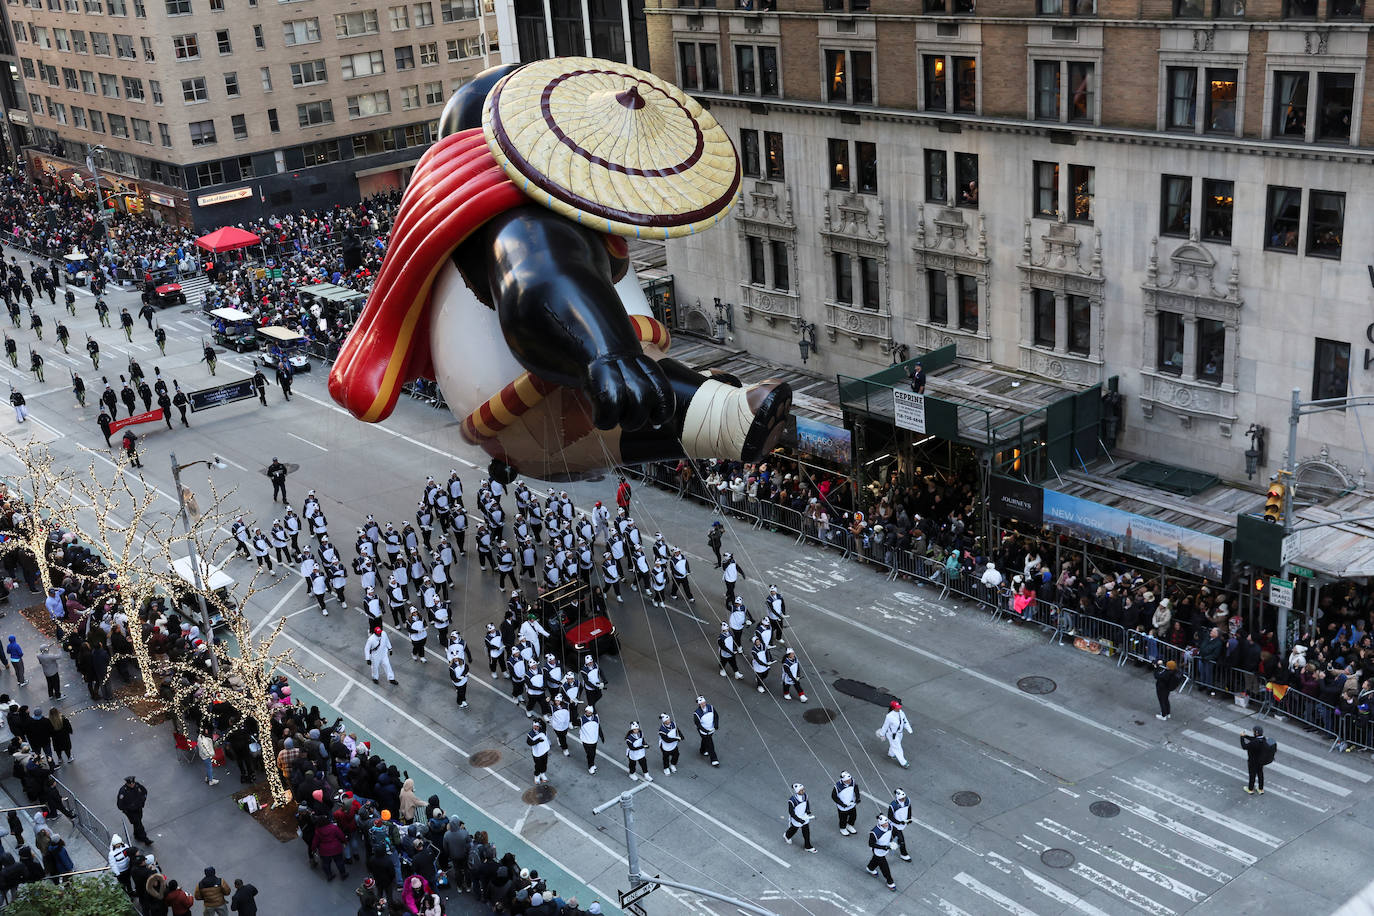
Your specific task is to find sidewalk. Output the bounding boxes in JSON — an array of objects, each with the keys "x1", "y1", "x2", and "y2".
[{"x1": 0, "y1": 603, "x2": 489, "y2": 915}]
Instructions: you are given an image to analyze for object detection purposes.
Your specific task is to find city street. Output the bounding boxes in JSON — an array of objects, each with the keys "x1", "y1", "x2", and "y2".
[{"x1": 2, "y1": 255, "x2": 1371, "y2": 916}]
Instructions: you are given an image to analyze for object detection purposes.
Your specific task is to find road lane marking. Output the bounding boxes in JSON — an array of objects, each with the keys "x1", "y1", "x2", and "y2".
[
  {"x1": 1120, "y1": 826, "x2": 1233, "y2": 884},
  {"x1": 1115, "y1": 776, "x2": 1282, "y2": 846},
  {"x1": 953, "y1": 872, "x2": 1042, "y2": 916},
  {"x1": 294, "y1": 391, "x2": 479, "y2": 468},
  {"x1": 1179, "y1": 730, "x2": 1351, "y2": 796},
  {"x1": 1036, "y1": 818, "x2": 1207, "y2": 901},
  {"x1": 1089, "y1": 790, "x2": 1256, "y2": 865},
  {"x1": 286, "y1": 432, "x2": 328, "y2": 452},
  {"x1": 1016, "y1": 836, "x2": 1173, "y2": 916}
]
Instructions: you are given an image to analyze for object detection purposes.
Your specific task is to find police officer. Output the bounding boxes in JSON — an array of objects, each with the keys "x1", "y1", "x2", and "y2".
[
  {"x1": 693, "y1": 695, "x2": 719, "y2": 767},
  {"x1": 252, "y1": 369, "x2": 269, "y2": 406},
  {"x1": 784, "y1": 783, "x2": 817, "y2": 852},
  {"x1": 268, "y1": 458, "x2": 289, "y2": 503}
]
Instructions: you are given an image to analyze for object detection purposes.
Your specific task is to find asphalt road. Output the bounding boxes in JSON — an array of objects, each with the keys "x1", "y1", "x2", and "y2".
[{"x1": 2, "y1": 255, "x2": 1370, "y2": 916}]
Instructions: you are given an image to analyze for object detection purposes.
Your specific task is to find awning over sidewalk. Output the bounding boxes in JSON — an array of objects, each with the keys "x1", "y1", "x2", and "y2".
[{"x1": 1286, "y1": 492, "x2": 1374, "y2": 579}]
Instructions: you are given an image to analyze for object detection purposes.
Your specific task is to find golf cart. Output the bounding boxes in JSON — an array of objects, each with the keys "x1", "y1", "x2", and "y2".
[
  {"x1": 63, "y1": 252, "x2": 91, "y2": 287},
  {"x1": 256, "y1": 325, "x2": 311, "y2": 372},
  {"x1": 148, "y1": 281, "x2": 187, "y2": 307},
  {"x1": 209, "y1": 306, "x2": 259, "y2": 352},
  {"x1": 538, "y1": 579, "x2": 620, "y2": 663},
  {"x1": 169, "y1": 553, "x2": 235, "y2": 629}
]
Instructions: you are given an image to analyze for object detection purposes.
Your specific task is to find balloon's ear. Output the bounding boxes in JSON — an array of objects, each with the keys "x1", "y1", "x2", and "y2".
[{"x1": 438, "y1": 64, "x2": 524, "y2": 138}]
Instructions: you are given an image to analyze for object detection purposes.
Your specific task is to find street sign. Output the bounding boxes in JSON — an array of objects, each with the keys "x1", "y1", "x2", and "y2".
[
  {"x1": 1290, "y1": 564, "x2": 1316, "y2": 579},
  {"x1": 626, "y1": 904, "x2": 646, "y2": 916},
  {"x1": 188, "y1": 377, "x2": 256, "y2": 412},
  {"x1": 1269, "y1": 577, "x2": 1294, "y2": 609},
  {"x1": 619, "y1": 880, "x2": 661, "y2": 908}
]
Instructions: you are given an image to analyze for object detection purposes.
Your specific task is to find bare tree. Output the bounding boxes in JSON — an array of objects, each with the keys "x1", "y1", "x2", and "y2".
[{"x1": 0, "y1": 434, "x2": 84, "y2": 601}]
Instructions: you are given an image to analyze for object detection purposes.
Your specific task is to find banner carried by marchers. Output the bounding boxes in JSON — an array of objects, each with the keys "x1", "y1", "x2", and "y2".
[{"x1": 108, "y1": 409, "x2": 163, "y2": 434}]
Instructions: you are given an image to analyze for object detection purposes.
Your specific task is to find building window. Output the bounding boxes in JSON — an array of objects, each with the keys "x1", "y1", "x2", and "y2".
[
  {"x1": 1068, "y1": 295, "x2": 1091, "y2": 355},
  {"x1": 1034, "y1": 61, "x2": 1059, "y2": 120},
  {"x1": 1160, "y1": 174, "x2": 1191, "y2": 237},
  {"x1": 1032, "y1": 288, "x2": 1055, "y2": 347},
  {"x1": 419, "y1": 42, "x2": 438, "y2": 65},
  {"x1": 1307, "y1": 190, "x2": 1344, "y2": 259},
  {"x1": 158, "y1": 122, "x2": 171, "y2": 146},
  {"x1": 1165, "y1": 66, "x2": 1196, "y2": 129},
  {"x1": 927, "y1": 270, "x2": 948, "y2": 325},
  {"x1": 446, "y1": 37, "x2": 481, "y2": 61},
  {"x1": 267, "y1": 108, "x2": 279, "y2": 132},
  {"x1": 335, "y1": 10, "x2": 379, "y2": 37},
  {"x1": 1265, "y1": 185, "x2": 1301, "y2": 251},
  {"x1": 78, "y1": 70, "x2": 95, "y2": 93},
  {"x1": 100, "y1": 73, "x2": 119, "y2": 97},
  {"x1": 1034, "y1": 59, "x2": 1094, "y2": 122},
  {"x1": 188, "y1": 118, "x2": 215, "y2": 145},
  {"x1": 165, "y1": 0, "x2": 188, "y2": 12},
  {"x1": 223, "y1": 72, "x2": 238, "y2": 97},
  {"x1": 424, "y1": 80, "x2": 443, "y2": 104},
  {"x1": 73, "y1": 31, "x2": 88, "y2": 53},
  {"x1": 924, "y1": 0, "x2": 976, "y2": 10},
  {"x1": 290, "y1": 60, "x2": 328, "y2": 86},
  {"x1": 828, "y1": 138, "x2": 849, "y2": 190},
  {"x1": 825, "y1": 49, "x2": 872, "y2": 104},
  {"x1": 395, "y1": 46, "x2": 414, "y2": 70},
  {"x1": 1272, "y1": 69, "x2": 1354, "y2": 143},
  {"x1": 71, "y1": 108, "x2": 87, "y2": 129},
  {"x1": 1312, "y1": 338, "x2": 1350, "y2": 401},
  {"x1": 1206, "y1": 69, "x2": 1237, "y2": 133},
  {"x1": 196, "y1": 162, "x2": 223, "y2": 186},
  {"x1": 856, "y1": 141, "x2": 877, "y2": 194},
  {"x1": 181, "y1": 77, "x2": 207, "y2": 102},
  {"x1": 678, "y1": 42, "x2": 718, "y2": 92},
  {"x1": 123, "y1": 76, "x2": 145, "y2": 99},
  {"x1": 740, "y1": 129, "x2": 760, "y2": 178},
  {"x1": 1316, "y1": 73, "x2": 1354, "y2": 142},
  {"x1": 1272, "y1": 70, "x2": 1308, "y2": 137},
  {"x1": 238, "y1": 155, "x2": 255, "y2": 178},
  {"x1": 924, "y1": 149, "x2": 947, "y2": 204},
  {"x1": 114, "y1": 33, "x2": 134, "y2": 58},
  {"x1": 341, "y1": 51, "x2": 385, "y2": 79},
  {"x1": 833, "y1": 252, "x2": 853, "y2": 304},
  {"x1": 1069, "y1": 163, "x2": 1093, "y2": 222},
  {"x1": 1157, "y1": 313, "x2": 1184, "y2": 375},
  {"x1": 389, "y1": 4, "x2": 408, "y2": 28},
  {"x1": 253, "y1": 25, "x2": 263, "y2": 48},
  {"x1": 746, "y1": 236, "x2": 765, "y2": 286},
  {"x1": 1196, "y1": 317, "x2": 1224, "y2": 382},
  {"x1": 215, "y1": 29, "x2": 231, "y2": 53},
  {"x1": 1202, "y1": 179, "x2": 1233, "y2": 243},
  {"x1": 1174, "y1": 0, "x2": 1205, "y2": 16},
  {"x1": 923, "y1": 54, "x2": 976, "y2": 113},
  {"x1": 348, "y1": 90, "x2": 390, "y2": 118},
  {"x1": 172, "y1": 34, "x2": 198, "y2": 59},
  {"x1": 401, "y1": 85, "x2": 420, "y2": 109},
  {"x1": 259, "y1": 68, "x2": 271, "y2": 91},
  {"x1": 412, "y1": 1, "x2": 433, "y2": 26},
  {"x1": 1331, "y1": 0, "x2": 1363, "y2": 16},
  {"x1": 764, "y1": 131, "x2": 784, "y2": 180},
  {"x1": 89, "y1": 110, "x2": 104, "y2": 132},
  {"x1": 297, "y1": 100, "x2": 333, "y2": 126},
  {"x1": 1068, "y1": 62, "x2": 1094, "y2": 122},
  {"x1": 956, "y1": 274, "x2": 977, "y2": 330},
  {"x1": 282, "y1": 18, "x2": 321, "y2": 45},
  {"x1": 955, "y1": 153, "x2": 978, "y2": 207},
  {"x1": 439, "y1": 0, "x2": 474, "y2": 21},
  {"x1": 231, "y1": 112, "x2": 246, "y2": 138},
  {"x1": 140, "y1": 35, "x2": 154, "y2": 60},
  {"x1": 1037, "y1": 0, "x2": 1094, "y2": 13},
  {"x1": 1282, "y1": 0, "x2": 1316, "y2": 16},
  {"x1": 133, "y1": 117, "x2": 153, "y2": 142},
  {"x1": 770, "y1": 241, "x2": 789, "y2": 292},
  {"x1": 1032, "y1": 160, "x2": 1058, "y2": 218},
  {"x1": 735, "y1": 45, "x2": 778, "y2": 97}
]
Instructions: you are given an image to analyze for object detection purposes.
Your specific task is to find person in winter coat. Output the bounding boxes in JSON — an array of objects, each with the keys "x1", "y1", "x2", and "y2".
[
  {"x1": 194, "y1": 866, "x2": 232, "y2": 916},
  {"x1": 398, "y1": 778, "x2": 424, "y2": 823},
  {"x1": 107, "y1": 835, "x2": 134, "y2": 894},
  {"x1": 165, "y1": 879, "x2": 195, "y2": 916},
  {"x1": 401, "y1": 874, "x2": 431, "y2": 914},
  {"x1": 309, "y1": 817, "x2": 349, "y2": 881},
  {"x1": 1154, "y1": 659, "x2": 1181, "y2": 720}
]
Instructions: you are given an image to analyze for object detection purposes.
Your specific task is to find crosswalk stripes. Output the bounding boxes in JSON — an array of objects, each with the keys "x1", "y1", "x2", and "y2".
[
  {"x1": 1201, "y1": 715, "x2": 1372, "y2": 782},
  {"x1": 1014, "y1": 835, "x2": 1172, "y2": 916},
  {"x1": 1033, "y1": 818, "x2": 1208, "y2": 903},
  {"x1": 1112, "y1": 776, "x2": 1284, "y2": 847},
  {"x1": 1179, "y1": 729, "x2": 1352, "y2": 796},
  {"x1": 1159, "y1": 742, "x2": 1331, "y2": 813}
]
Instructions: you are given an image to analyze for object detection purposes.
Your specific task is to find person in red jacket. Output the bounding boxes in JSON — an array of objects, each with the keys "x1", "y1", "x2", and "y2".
[
  {"x1": 309, "y1": 816, "x2": 349, "y2": 881},
  {"x1": 615, "y1": 476, "x2": 631, "y2": 512}
]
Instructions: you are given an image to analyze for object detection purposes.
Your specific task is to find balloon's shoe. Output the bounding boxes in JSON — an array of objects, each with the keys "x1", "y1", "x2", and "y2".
[{"x1": 681, "y1": 378, "x2": 792, "y2": 464}]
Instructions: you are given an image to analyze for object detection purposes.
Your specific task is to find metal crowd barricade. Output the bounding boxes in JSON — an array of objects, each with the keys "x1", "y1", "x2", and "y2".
[
  {"x1": 54, "y1": 776, "x2": 114, "y2": 854},
  {"x1": 1262, "y1": 688, "x2": 1340, "y2": 739}
]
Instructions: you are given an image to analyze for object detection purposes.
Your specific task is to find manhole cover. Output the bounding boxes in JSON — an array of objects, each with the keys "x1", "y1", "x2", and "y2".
[
  {"x1": 521, "y1": 784, "x2": 557, "y2": 805},
  {"x1": 1089, "y1": 801, "x2": 1120, "y2": 818},
  {"x1": 469, "y1": 749, "x2": 501, "y2": 768},
  {"x1": 833, "y1": 678, "x2": 898, "y2": 708},
  {"x1": 1017, "y1": 676, "x2": 1057, "y2": 695},
  {"x1": 952, "y1": 791, "x2": 981, "y2": 807},
  {"x1": 803, "y1": 708, "x2": 838, "y2": 724},
  {"x1": 1041, "y1": 848, "x2": 1075, "y2": 869}
]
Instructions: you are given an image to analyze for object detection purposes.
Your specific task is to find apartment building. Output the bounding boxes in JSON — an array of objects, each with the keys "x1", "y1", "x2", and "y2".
[
  {"x1": 491, "y1": 0, "x2": 649, "y2": 65},
  {"x1": 644, "y1": 0, "x2": 1374, "y2": 485},
  {"x1": 9, "y1": 0, "x2": 499, "y2": 225}
]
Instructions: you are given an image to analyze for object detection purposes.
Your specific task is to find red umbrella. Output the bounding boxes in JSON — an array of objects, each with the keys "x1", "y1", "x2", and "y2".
[{"x1": 194, "y1": 226, "x2": 261, "y2": 253}]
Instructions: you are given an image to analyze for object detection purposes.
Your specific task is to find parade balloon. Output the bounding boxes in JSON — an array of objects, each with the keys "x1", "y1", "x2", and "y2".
[{"x1": 328, "y1": 58, "x2": 792, "y2": 481}]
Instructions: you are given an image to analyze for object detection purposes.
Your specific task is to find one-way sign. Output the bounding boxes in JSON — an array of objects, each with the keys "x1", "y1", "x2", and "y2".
[{"x1": 619, "y1": 879, "x2": 661, "y2": 908}]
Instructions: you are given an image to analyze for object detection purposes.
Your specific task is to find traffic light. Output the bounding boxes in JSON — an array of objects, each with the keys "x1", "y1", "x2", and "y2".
[{"x1": 1263, "y1": 481, "x2": 1286, "y2": 523}]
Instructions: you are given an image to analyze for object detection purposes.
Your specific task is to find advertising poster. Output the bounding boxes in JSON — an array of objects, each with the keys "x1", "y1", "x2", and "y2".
[
  {"x1": 792, "y1": 416, "x2": 852, "y2": 466},
  {"x1": 1042, "y1": 489, "x2": 1227, "y2": 580}
]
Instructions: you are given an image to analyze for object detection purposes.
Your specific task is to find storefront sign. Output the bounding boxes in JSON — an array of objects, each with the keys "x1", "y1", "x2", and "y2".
[
  {"x1": 148, "y1": 192, "x2": 176, "y2": 207},
  {"x1": 791, "y1": 416, "x2": 852, "y2": 466},
  {"x1": 195, "y1": 187, "x2": 253, "y2": 207},
  {"x1": 892, "y1": 390, "x2": 926, "y2": 434},
  {"x1": 7, "y1": 111, "x2": 28, "y2": 125},
  {"x1": 989, "y1": 475, "x2": 1043, "y2": 527},
  {"x1": 189, "y1": 378, "x2": 256, "y2": 412}
]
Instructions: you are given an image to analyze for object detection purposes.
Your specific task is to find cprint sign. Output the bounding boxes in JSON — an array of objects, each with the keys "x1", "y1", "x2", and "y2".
[{"x1": 188, "y1": 378, "x2": 257, "y2": 412}]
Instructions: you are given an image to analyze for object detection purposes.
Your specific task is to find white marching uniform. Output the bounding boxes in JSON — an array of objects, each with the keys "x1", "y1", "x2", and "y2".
[{"x1": 878, "y1": 708, "x2": 914, "y2": 767}]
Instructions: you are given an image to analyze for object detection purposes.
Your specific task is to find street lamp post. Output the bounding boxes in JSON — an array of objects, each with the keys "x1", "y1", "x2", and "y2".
[{"x1": 169, "y1": 452, "x2": 226, "y2": 676}]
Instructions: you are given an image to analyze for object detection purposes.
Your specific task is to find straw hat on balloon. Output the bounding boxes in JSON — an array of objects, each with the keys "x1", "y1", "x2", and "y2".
[{"x1": 482, "y1": 56, "x2": 741, "y2": 240}]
